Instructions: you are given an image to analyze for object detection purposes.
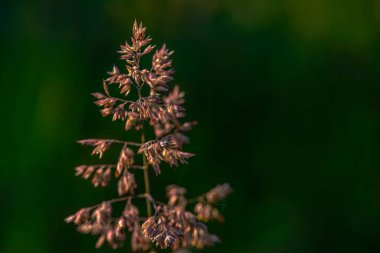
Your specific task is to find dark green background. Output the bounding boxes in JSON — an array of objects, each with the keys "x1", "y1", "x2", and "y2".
[{"x1": 1, "y1": 0, "x2": 380, "y2": 252}]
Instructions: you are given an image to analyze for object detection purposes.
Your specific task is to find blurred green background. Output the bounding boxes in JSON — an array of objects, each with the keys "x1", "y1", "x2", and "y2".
[{"x1": 1, "y1": 0, "x2": 380, "y2": 252}]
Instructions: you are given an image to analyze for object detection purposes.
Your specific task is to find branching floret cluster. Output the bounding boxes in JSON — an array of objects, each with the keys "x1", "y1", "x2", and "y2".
[{"x1": 66, "y1": 21, "x2": 231, "y2": 252}]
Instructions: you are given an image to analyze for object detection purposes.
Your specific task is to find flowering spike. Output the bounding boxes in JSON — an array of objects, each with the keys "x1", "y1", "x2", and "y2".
[{"x1": 66, "y1": 21, "x2": 231, "y2": 252}]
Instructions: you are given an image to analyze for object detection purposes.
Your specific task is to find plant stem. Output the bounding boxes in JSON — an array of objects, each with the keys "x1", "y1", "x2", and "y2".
[
  {"x1": 106, "y1": 139, "x2": 142, "y2": 146},
  {"x1": 76, "y1": 164, "x2": 145, "y2": 170},
  {"x1": 85, "y1": 193, "x2": 148, "y2": 210},
  {"x1": 141, "y1": 124, "x2": 152, "y2": 216},
  {"x1": 138, "y1": 87, "x2": 152, "y2": 217},
  {"x1": 78, "y1": 139, "x2": 141, "y2": 146}
]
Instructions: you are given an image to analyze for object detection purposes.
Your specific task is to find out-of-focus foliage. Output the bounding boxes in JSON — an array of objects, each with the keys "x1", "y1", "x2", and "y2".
[{"x1": 1, "y1": 0, "x2": 380, "y2": 252}]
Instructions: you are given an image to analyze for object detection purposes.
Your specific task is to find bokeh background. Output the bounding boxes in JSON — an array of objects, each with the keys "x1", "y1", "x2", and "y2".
[{"x1": 1, "y1": 0, "x2": 380, "y2": 252}]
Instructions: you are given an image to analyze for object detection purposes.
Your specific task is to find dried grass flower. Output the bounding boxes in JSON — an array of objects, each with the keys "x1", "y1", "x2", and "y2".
[{"x1": 66, "y1": 20, "x2": 231, "y2": 252}]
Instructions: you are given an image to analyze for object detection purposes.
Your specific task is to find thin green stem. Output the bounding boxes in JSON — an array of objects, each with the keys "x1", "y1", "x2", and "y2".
[
  {"x1": 138, "y1": 87, "x2": 152, "y2": 217},
  {"x1": 82, "y1": 139, "x2": 141, "y2": 146},
  {"x1": 109, "y1": 96, "x2": 134, "y2": 104},
  {"x1": 85, "y1": 193, "x2": 148, "y2": 210},
  {"x1": 76, "y1": 164, "x2": 144, "y2": 170}
]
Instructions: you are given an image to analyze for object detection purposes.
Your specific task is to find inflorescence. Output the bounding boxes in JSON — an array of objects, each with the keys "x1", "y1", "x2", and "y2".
[{"x1": 66, "y1": 21, "x2": 231, "y2": 252}]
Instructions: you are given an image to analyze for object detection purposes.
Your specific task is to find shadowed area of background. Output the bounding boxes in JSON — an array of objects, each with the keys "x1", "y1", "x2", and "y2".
[{"x1": 1, "y1": 0, "x2": 380, "y2": 252}]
